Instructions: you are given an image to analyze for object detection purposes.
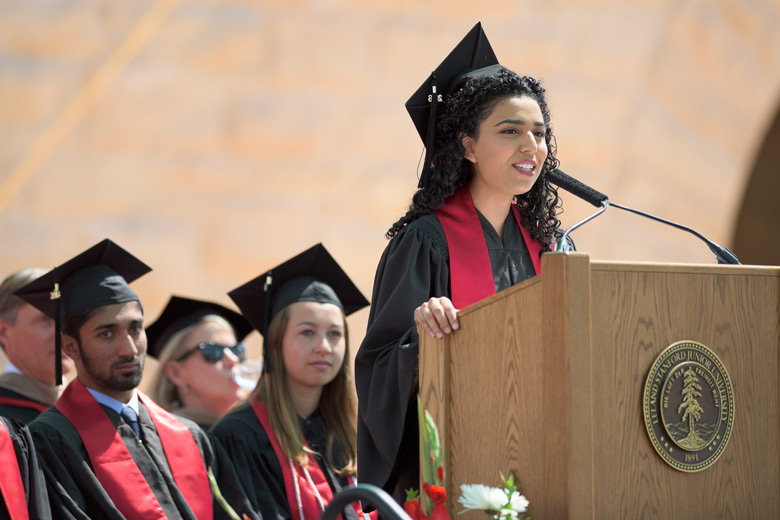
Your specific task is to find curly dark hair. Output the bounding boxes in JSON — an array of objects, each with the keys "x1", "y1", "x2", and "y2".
[{"x1": 387, "y1": 68, "x2": 563, "y2": 251}]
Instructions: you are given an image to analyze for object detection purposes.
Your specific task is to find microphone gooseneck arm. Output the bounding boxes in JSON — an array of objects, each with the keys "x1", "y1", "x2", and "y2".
[
  {"x1": 556, "y1": 201, "x2": 608, "y2": 252},
  {"x1": 548, "y1": 168, "x2": 741, "y2": 265},
  {"x1": 604, "y1": 200, "x2": 741, "y2": 265}
]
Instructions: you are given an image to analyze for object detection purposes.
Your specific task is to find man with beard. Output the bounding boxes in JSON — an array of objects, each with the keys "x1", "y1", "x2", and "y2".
[{"x1": 16, "y1": 239, "x2": 258, "y2": 520}]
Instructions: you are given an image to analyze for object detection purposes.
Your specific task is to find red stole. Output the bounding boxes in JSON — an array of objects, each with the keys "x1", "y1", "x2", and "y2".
[
  {"x1": 435, "y1": 186, "x2": 542, "y2": 309},
  {"x1": 54, "y1": 380, "x2": 213, "y2": 520},
  {"x1": 0, "y1": 397, "x2": 48, "y2": 413},
  {"x1": 251, "y1": 400, "x2": 370, "y2": 520},
  {"x1": 0, "y1": 421, "x2": 29, "y2": 520}
]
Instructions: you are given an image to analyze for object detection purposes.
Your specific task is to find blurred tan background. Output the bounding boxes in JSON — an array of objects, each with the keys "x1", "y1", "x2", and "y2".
[{"x1": 2, "y1": 0, "x2": 780, "y2": 383}]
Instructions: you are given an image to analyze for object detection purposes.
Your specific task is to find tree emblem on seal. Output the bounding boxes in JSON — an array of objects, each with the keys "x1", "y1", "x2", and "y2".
[{"x1": 677, "y1": 367, "x2": 706, "y2": 450}]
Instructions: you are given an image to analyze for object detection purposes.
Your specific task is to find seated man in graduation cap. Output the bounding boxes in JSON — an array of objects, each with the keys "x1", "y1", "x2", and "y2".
[
  {"x1": 15, "y1": 239, "x2": 259, "y2": 520},
  {"x1": 0, "y1": 268, "x2": 75, "y2": 423},
  {"x1": 0, "y1": 416, "x2": 51, "y2": 520}
]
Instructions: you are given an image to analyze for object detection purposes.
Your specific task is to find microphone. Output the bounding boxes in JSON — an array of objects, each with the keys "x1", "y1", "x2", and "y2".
[
  {"x1": 547, "y1": 168, "x2": 608, "y2": 207},
  {"x1": 547, "y1": 169, "x2": 741, "y2": 265}
]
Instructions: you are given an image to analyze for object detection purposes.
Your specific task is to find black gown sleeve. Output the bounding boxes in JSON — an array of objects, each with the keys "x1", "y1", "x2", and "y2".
[
  {"x1": 212, "y1": 405, "x2": 287, "y2": 520},
  {"x1": 191, "y1": 427, "x2": 261, "y2": 520},
  {"x1": 0, "y1": 417, "x2": 51, "y2": 520},
  {"x1": 354, "y1": 216, "x2": 450, "y2": 500}
]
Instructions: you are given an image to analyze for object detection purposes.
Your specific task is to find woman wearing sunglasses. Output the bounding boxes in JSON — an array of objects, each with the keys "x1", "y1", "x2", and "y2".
[
  {"x1": 146, "y1": 296, "x2": 255, "y2": 429},
  {"x1": 212, "y1": 244, "x2": 372, "y2": 520}
]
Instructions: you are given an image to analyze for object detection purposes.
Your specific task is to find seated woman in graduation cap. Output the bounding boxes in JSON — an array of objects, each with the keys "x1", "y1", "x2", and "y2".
[
  {"x1": 354, "y1": 23, "x2": 565, "y2": 500},
  {"x1": 146, "y1": 296, "x2": 256, "y2": 430},
  {"x1": 212, "y1": 243, "x2": 373, "y2": 520}
]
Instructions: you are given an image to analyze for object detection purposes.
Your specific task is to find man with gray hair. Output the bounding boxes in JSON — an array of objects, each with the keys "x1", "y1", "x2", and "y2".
[{"x1": 0, "y1": 268, "x2": 74, "y2": 423}]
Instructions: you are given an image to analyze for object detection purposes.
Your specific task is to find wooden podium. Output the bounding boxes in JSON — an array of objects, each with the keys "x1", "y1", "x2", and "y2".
[{"x1": 419, "y1": 252, "x2": 779, "y2": 519}]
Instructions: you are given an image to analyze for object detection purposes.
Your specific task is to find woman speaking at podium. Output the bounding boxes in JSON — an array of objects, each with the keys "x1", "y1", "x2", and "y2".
[{"x1": 354, "y1": 23, "x2": 565, "y2": 502}]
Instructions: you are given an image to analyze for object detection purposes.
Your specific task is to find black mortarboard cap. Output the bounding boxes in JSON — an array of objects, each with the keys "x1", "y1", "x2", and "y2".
[
  {"x1": 145, "y1": 296, "x2": 254, "y2": 359},
  {"x1": 14, "y1": 239, "x2": 151, "y2": 385},
  {"x1": 405, "y1": 22, "x2": 499, "y2": 188},
  {"x1": 228, "y1": 243, "x2": 369, "y2": 372}
]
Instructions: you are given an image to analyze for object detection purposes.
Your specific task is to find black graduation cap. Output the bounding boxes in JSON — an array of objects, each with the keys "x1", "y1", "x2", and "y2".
[
  {"x1": 145, "y1": 296, "x2": 254, "y2": 359},
  {"x1": 14, "y1": 239, "x2": 152, "y2": 385},
  {"x1": 228, "y1": 243, "x2": 369, "y2": 372},
  {"x1": 405, "y1": 22, "x2": 499, "y2": 189}
]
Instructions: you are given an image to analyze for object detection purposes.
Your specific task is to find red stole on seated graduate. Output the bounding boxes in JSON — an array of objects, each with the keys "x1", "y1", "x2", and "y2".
[
  {"x1": 54, "y1": 379, "x2": 213, "y2": 520},
  {"x1": 251, "y1": 400, "x2": 372, "y2": 520},
  {"x1": 435, "y1": 186, "x2": 542, "y2": 309},
  {"x1": 0, "y1": 396, "x2": 48, "y2": 413},
  {"x1": 0, "y1": 421, "x2": 29, "y2": 520}
]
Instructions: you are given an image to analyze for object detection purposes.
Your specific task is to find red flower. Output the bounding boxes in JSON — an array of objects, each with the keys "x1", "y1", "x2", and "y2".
[
  {"x1": 431, "y1": 503, "x2": 450, "y2": 520},
  {"x1": 437, "y1": 465, "x2": 444, "y2": 483},
  {"x1": 404, "y1": 498, "x2": 425, "y2": 520},
  {"x1": 424, "y1": 484, "x2": 447, "y2": 505}
]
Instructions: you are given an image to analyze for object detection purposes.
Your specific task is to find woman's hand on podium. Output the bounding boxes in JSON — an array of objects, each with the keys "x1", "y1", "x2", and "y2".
[{"x1": 414, "y1": 297, "x2": 459, "y2": 339}]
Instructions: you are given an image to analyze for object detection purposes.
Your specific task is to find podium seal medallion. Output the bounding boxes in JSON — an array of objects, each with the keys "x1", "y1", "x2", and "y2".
[{"x1": 643, "y1": 340, "x2": 734, "y2": 472}]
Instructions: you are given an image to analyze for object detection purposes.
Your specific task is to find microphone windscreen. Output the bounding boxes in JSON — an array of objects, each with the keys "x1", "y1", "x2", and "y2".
[{"x1": 548, "y1": 169, "x2": 609, "y2": 207}]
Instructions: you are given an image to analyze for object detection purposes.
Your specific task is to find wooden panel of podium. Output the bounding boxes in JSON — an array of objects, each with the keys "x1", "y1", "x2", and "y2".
[{"x1": 419, "y1": 252, "x2": 779, "y2": 519}]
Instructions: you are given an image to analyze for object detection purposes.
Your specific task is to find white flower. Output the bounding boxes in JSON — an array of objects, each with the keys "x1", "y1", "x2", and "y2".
[
  {"x1": 507, "y1": 491, "x2": 529, "y2": 513},
  {"x1": 492, "y1": 490, "x2": 529, "y2": 519},
  {"x1": 458, "y1": 484, "x2": 507, "y2": 512}
]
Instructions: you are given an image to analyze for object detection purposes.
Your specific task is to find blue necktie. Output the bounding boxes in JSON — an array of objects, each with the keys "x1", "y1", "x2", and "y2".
[{"x1": 120, "y1": 405, "x2": 140, "y2": 438}]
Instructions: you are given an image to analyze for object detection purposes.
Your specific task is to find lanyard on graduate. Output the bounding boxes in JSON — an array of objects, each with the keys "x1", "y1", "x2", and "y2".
[
  {"x1": 435, "y1": 186, "x2": 542, "y2": 309},
  {"x1": 55, "y1": 380, "x2": 213, "y2": 520},
  {"x1": 0, "y1": 421, "x2": 29, "y2": 520},
  {"x1": 251, "y1": 400, "x2": 370, "y2": 520},
  {"x1": 287, "y1": 460, "x2": 368, "y2": 520}
]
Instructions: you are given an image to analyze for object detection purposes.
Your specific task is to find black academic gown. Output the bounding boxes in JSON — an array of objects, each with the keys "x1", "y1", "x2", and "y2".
[
  {"x1": 212, "y1": 403, "x2": 360, "y2": 520},
  {"x1": 0, "y1": 417, "x2": 51, "y2": 520},
  {"x1": 29, "y1": 402, "x2": 258, "y2": 520},
  {"x1": 355, "y1": 210, "x2": 537, "y2": 501},
  {"x1": 0, "y1": 372, "x2": 57, "y2": 424},
  {"x1": 0, "y1": 388, "x2": 43, "y2": 425}
]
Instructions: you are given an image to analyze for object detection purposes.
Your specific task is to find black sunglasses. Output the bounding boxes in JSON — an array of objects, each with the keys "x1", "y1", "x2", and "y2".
[{"x1": 175, "y1": 342, "x2": 247, "y2": 363}]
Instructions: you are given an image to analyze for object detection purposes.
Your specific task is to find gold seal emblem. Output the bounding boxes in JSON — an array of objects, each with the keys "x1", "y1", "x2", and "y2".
[{"x1": 643, "y1": 340, "x2": 734, "y2": 472}]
